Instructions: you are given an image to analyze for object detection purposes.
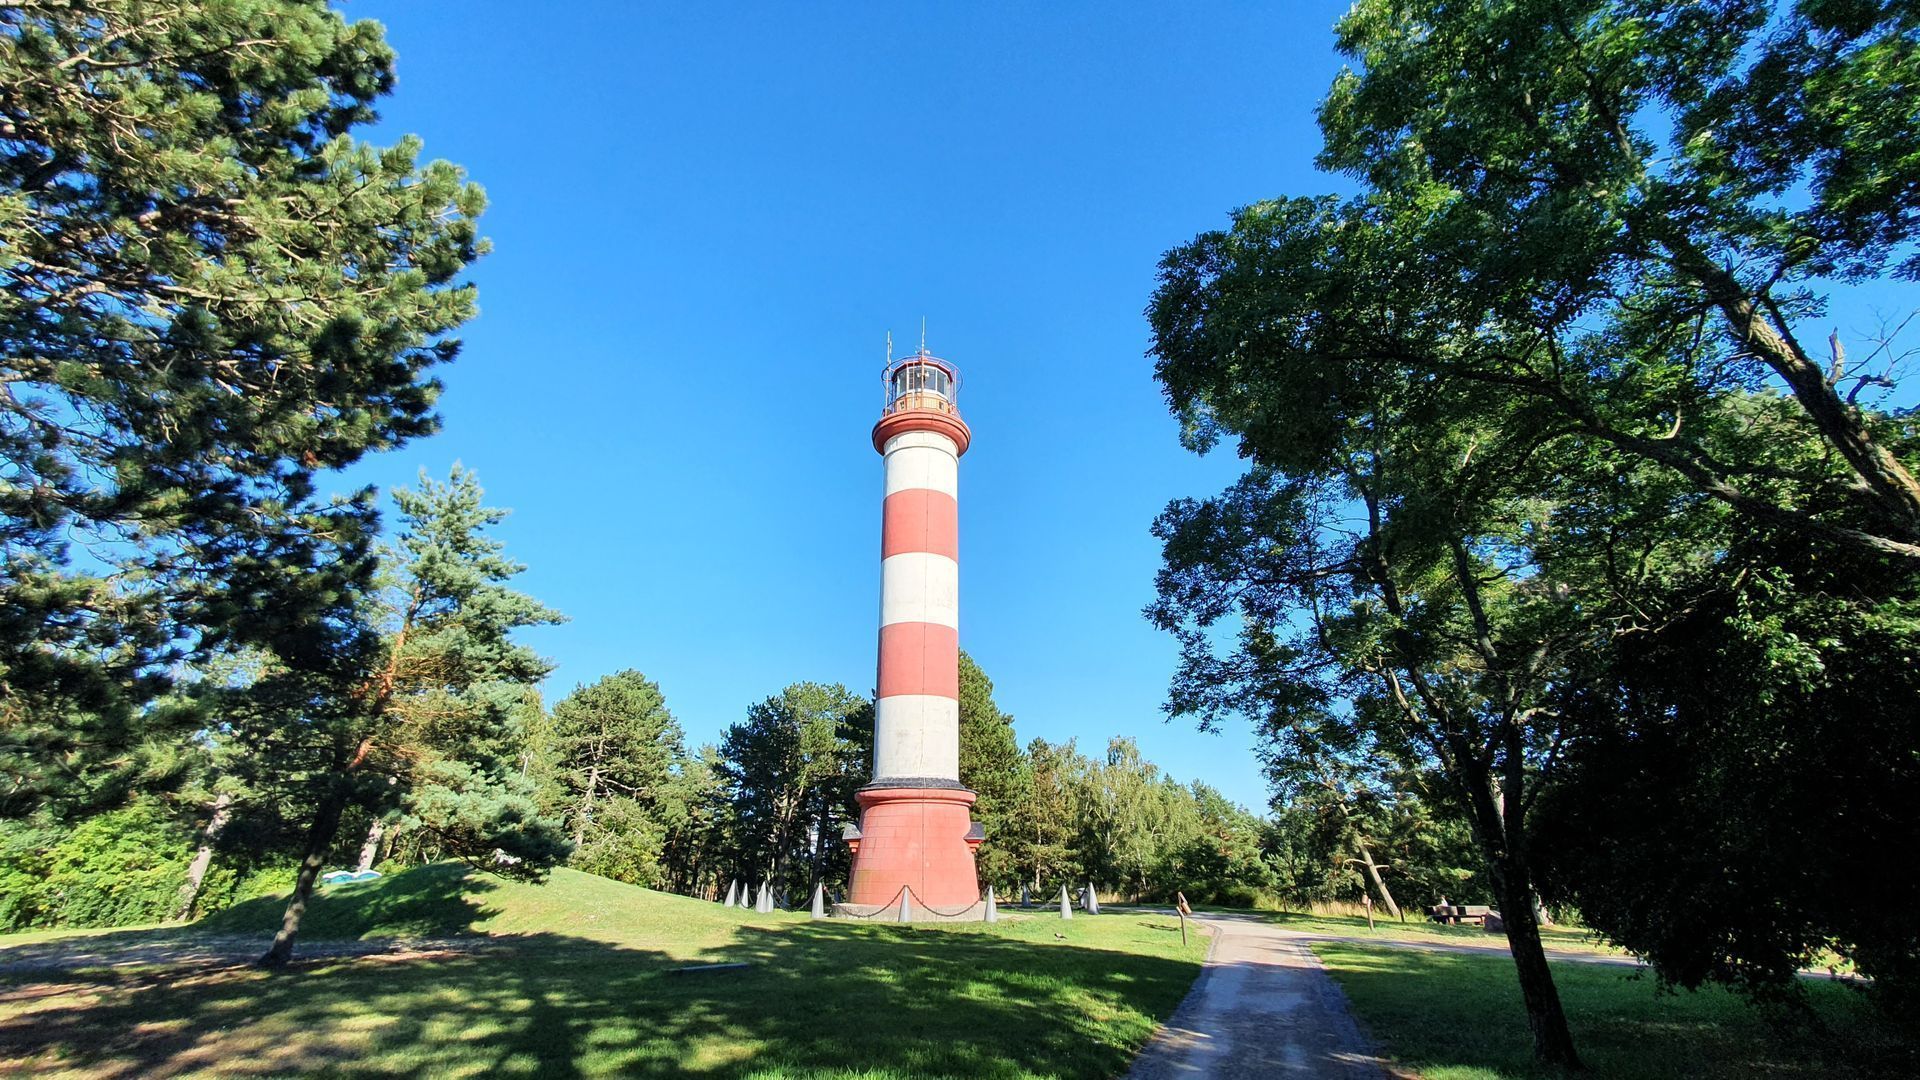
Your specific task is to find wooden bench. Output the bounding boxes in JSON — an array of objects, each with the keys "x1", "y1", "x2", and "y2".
[{"x1": 1429, "y1": 904, "x2": 1495, "y2": 926}]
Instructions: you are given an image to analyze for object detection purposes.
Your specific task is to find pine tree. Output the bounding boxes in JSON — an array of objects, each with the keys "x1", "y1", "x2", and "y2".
[
  {"x1": 956, "y1": 652, "x2": 1024, "y2": 889},
  {"x1": 1, "y1": 1, "x2": 486, "y2": 817},
  {"x1": 716, "y1": 683, "x2": 867, "y2": 901},
  {"x1": 658, "y1": 744, "x2": 733, "y2": 897},
  {"x1": 233, "y1": 466, "x2": 567, "y2": 967},
  {"x1": 550, "y1": 670, "x2": 686, "y2": 886}
]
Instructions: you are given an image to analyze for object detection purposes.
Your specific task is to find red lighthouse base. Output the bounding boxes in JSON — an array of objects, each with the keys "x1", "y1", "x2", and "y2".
[{"x1": 845, "y1": 785, "x2": 982, "y2": 909}]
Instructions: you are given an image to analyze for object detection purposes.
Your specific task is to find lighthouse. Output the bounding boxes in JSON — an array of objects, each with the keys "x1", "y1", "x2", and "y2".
[{"x1": 842, "y1": 343, "x2": 984, "y2": 915}]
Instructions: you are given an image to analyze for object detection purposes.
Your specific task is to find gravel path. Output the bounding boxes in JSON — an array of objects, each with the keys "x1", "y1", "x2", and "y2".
[
  {"x1": 1126, "y1": 912, "x2": 1391, "y2": 1080},
  {"x1": 1282, "y1": 929, "x2": 1641, "y2": 968}
]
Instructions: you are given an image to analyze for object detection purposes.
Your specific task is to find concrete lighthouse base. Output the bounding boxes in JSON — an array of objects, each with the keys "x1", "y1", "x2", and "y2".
[{"x1": 843, "y1": 783, "x2": 983, "y2": 914}]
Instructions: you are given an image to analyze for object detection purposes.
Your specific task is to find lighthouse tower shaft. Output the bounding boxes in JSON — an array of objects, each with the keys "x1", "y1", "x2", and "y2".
[{"x1": 844, "y1": 351, "x2": 983, "y2": 911}]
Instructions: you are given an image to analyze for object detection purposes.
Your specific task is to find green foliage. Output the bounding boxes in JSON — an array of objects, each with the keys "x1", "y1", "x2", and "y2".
[
  {"x1": 1016, "y1": 737, "x2": 1085, "y2": 892},
  {"x1": 331, "y1": 466, "x2": 569, "y2": 874},
  {"x1": 957, "y1": 652, "x2": 1025, "y2": 886},
  {"x1": 713, "y1": 682, "x2": 870, "y2": 900},
  {"x1": 0, "y1": 801, "x2": 282, "y2": 931},
  {"x1": 1146, "y1": 0, "x2": 1920, "y2": 1043},
  {"x1": 656, "y1": 743, "x2": 732, "y2": 896},
  {"x1": 1, "y1": 1, "x2": 487, "y2": 815},
  {"x1": 1537, "y1": 536, "x2": 1920, "y2": 1005},
  {"x1": 0, "y1": 806, "x2": 182, "y2": 930},
  {"x1": 1313, "y1": 0, "x2": 1920, "y2": 557},
  {"x1": 548, "y1": 669, "x2": 687, "y2": 889},
  {"x1": 207, "y1": 466, "x2": 568, "y2": 963},
  {"x1": 993, "y1": 734, "x2": 1285, "y2": 906}
]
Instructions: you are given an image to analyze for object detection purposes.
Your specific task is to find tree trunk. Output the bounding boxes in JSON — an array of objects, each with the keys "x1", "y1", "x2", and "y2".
[
  {"x1": 771, "y1": 786, "x2": 804, "y2": 898},
  {"x1": 1461, "y1": 773, "x2": 1581, "y2": 1070},
  {"x1": 1493, "y1": 859, "x2": 1580, "y2": 1070},
  {"x1": 1355, "y1": 841, "x2": 1402, "y2": 921},
  {"x1": 1033, "y1": 813, "x2": 1042, "y2": 892},
  {"x1": 174, "y1": 792, "x2": 234, "y2": 921},
  {"x1": 355, "y1": 818, "x2": 384, "y2": 874},
  {"x1": 807, "y1": 788, "x2": 831, "y2": 898},
  {"x1": 573, "y1": 764, "x2": 600, "y2": 848},
  {"x1": 259, "y1": 788, "x2": 349, "y2": 968}
]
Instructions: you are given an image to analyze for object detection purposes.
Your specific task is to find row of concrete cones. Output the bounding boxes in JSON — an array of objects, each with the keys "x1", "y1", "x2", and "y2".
[
  {"x1": 718, "y1": 880, "x2": 779, "y2": 913},
  {"x1": 715, "y1": 880, "x2": 1104, "y2": 920}
]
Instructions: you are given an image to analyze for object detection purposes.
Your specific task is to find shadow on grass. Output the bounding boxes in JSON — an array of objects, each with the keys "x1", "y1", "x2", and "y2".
[
  {"x1": 0, "y1": 865, "x2": 505, "y2": 979},
  {"x1": 0, "y1": 882, "x2": 1199, "y2": 1078},
  {"x1": 1316, "y1": 942, "x2": 1920, "y2": 1080},
  {"x1": 195, "y1": 862, "x2": 506, "y2": 940}
]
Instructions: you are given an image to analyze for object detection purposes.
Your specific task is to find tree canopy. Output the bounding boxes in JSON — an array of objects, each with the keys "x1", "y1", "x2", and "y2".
[
  {"x1": 1146, "y1": 0, "x2": 1920, "y2": 1064},
  {"x1": 2, "y1": 0, "x2": 486, "y2": 818}
]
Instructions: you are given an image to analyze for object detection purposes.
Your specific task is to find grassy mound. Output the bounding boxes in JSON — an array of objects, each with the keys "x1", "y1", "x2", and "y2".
[
  {"x1": 1, "y1": 867, "x2": 1207, "y2": 1078},
  {"x1": 193, "y1": 863, "x2": 770, "y2": 948}
]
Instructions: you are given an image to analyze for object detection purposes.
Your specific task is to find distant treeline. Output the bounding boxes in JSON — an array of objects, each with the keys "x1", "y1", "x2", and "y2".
[{"x1": 1, "y1": 644, "x2": 1486, "y2": 932}]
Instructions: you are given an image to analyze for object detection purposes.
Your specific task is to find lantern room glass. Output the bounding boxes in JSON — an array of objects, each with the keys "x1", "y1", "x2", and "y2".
[{"x1": 883, "y1": 354, "x2": 961, "y2": 416}]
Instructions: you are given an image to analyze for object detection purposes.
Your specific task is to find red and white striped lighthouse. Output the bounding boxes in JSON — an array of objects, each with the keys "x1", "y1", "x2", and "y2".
[{"x1": 843, "y1": 343, "x2": 983, "y2": 912}]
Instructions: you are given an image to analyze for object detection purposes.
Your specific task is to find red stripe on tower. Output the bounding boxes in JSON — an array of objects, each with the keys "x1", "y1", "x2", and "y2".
[
  {"x1": 881, "y1": 488, "x2": 960, "y2": 560},
  {"x1": 876, "y1": 622, "x2": 962, "y2": 698}
]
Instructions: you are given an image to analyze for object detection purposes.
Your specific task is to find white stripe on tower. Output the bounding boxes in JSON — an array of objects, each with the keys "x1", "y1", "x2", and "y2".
[
  {"x1": 874, "y1": 428, "x2": 961, "y2": 782},
  {"x1": 879, "y1": 552, "x2": 958, "y2": 629},
  {"x1": 882, "y1": 431, "x2": 959, "y2": 497}
]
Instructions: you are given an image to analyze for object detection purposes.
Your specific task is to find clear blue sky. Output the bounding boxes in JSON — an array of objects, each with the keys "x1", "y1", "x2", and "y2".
[
  {"x1": 331, "y1": 2, "x2": 1916, "y2": 815},
  {"x1": 323, "y1": 0, "x2": 1358, "y2": 813}
]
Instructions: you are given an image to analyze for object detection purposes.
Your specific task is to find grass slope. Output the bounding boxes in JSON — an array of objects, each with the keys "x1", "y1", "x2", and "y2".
[
  {"x1": 1315, "y1": 942, "x2": 1918, "y2": 1079},
  {"x1": 0, "y1": 865, "x2": 1206, "y2": 1079}
]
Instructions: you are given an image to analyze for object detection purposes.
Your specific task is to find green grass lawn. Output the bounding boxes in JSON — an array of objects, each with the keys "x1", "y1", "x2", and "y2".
[
  {"x1": 0, "y1": 865, "x2": 1205, "y2": 1079},
  {"x1": 1314, "y1": 941, "x2": 1918, "y2": 1079}
]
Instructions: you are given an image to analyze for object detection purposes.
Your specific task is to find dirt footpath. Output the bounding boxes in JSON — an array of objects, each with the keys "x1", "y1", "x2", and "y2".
[{"x1": 1126, "y1": 912, "x2": 1391, "y2": 1080}]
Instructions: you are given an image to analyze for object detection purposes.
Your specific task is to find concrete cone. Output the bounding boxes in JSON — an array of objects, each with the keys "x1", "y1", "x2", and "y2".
[
  {"x1": 757, "y1": 883, "x2": 773, "y2": 913},
  {"x1": 1084, "y1": 883, "x2": 1101, "y2": 915},
  {"x1": 722, "y1": 880, "x2": 737, "y2": 907},
  {"x1": 810, "y1": 882, "x2": 825, "y2": 919},
  {"x1": 897, "y1": 888, "x2": 914, "y2": 923},
  {"x1": 985, "y1": 886, "x2": 998, "y2": 923},
  {"x1": 1059, "y1": 885, "x2": 1073, "y2": 920}
]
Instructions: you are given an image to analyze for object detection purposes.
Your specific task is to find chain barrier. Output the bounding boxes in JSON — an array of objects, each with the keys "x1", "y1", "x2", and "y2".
[{"x1": 824, "y1": 884, "x2": 983, "y2": 921}]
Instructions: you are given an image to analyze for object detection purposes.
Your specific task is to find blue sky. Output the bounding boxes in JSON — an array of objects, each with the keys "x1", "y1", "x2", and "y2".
[
  {"x1": 326, "y1": 1, "x2": 1360, "y2": 812},
  {"x1": 332, "y1": 2, "x2": 1916, "y2": 815}
]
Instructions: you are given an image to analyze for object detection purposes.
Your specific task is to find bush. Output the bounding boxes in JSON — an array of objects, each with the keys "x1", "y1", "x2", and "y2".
[
  {"x1": 0, "y1": 803, "x2": 192, "y2": 930},
  {"x1": 0, "y1": 801, "x2": 295, "y2": 932}
]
